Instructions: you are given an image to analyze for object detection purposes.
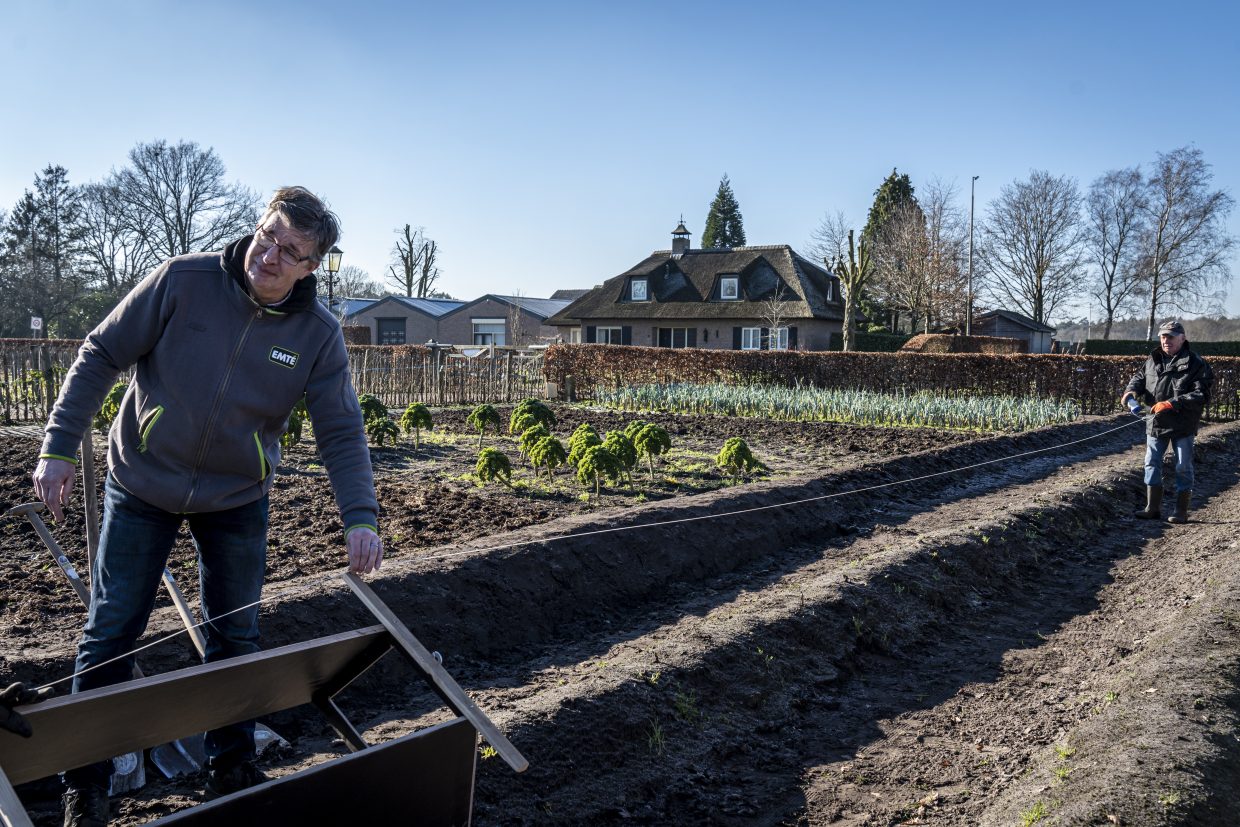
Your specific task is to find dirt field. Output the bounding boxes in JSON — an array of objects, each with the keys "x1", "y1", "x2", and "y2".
[{"x1": 3, "y1": 404, "x2": 1239, "y2": 826}]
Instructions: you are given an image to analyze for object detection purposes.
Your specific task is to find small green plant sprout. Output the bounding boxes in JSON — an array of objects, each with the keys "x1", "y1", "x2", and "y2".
[
  {"x1": 399, "y1": 402, "x2": 433, "y2": 450},
  {"x1": 716, "y1": 437, "x2": 762, "y2": 479},
  {"x1": 528, "y1": 435, "x2": 568, "y2": 480},
  {"x1": 1019, "y1": 801, "x2": 1047, "y2": 825},
  {"x1": 646, "y1": 717, "x2": 665, "y2": 756},
  {"x1": 567, "y1": 422, "x2": 602, "y2": 467},
  {"x1": 94, "y1": 380, "x2": 129, "y2": 431},
  {"x1": 576, "y1": 443, "x2": 622, "y2": 499},
  {"x1": 281, "y1": 396, "x2": 309, "y2": 450},
  {"x1": 366, "y1": 415, "x2": 400, "y2": 447},
  {"x1": 1159, "y1": 791, "x2": 1181, "y2": 808},
  {"x1": 508, "y1": 398, "x2": 556, "y2": 434},
  {"x1": 1053, "y1": 745, "x2": 1076, "y2": 761},
  {"x1": 632, "y1": 423, "x2": 672, "y2": 480},
  {"x1": 467, "y1": 404, "x2": 503, "y2": 449},
  {"x1": 518, "y1": 423, "x2": 551, "y2": 463},
  {"x1": 602, "y1": 430, "x2": 638, "y2": 482},
  {"x1": 673, "y1": 690, "x2": 700, "y2": 723},
  {"x1": 475, "y1": 447, "x2": 512, "y2": 486},
  {"x1": 479, "y1": 744, "x2": 498, "y2": 761},
  {"x1": 623, "y1": 419, "x2": 651, "y2": 440}
]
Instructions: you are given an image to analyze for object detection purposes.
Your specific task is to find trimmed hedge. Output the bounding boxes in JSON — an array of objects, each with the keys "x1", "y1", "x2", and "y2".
[
  {"x1": 543, "y1": 344, "x2": 1240, "y2": 421},
  {"x1": 827, "y1": 331, "x2": 912, "y2": 352},
  {"x1": 900, "y1": 334, "x2": 1026, "y2": 354},
  {"x1": 1086, "y1": 339, "x2": 1240, "y2": 357}
]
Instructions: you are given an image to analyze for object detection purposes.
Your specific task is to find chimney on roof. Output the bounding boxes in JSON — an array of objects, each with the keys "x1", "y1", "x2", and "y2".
[{"x1": 671, "y1": 217, "x2": 691, "y2": 255}]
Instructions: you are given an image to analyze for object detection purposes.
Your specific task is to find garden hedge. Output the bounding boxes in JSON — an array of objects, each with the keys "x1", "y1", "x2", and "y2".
[{"x1": 543, "y1": 344, "x2": 1240, "y2": 421}]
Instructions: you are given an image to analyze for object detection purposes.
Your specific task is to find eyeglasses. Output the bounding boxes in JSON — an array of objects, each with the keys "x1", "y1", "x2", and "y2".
[{"x1": 253, "y1": 227, "x2": 318, "y2": 268}]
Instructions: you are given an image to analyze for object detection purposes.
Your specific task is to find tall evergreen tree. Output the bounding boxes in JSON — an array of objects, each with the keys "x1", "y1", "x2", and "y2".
[
  {"x1": 862, "y1": 169, "x2": 917, "y2": 247},
  {"x1": 701, "y1": 174, "x2": 746, "y2": 248}
]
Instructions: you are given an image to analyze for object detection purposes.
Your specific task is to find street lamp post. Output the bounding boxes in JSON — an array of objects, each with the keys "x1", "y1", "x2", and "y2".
[
  {"x1": 324, "y1": 245, "x2": 343, "y2": 315},
  {"x1": 966, "y1": 175, "x2": 979, "y2": 336}
]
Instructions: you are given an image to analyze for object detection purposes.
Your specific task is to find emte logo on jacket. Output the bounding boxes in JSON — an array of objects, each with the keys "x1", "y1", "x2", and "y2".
[{"x1": 269, "y1": 346, "x2": 300, "y2": 369}]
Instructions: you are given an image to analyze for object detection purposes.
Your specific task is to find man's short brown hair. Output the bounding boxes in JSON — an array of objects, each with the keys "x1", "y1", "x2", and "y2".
[{"x1": 262, "y1": 186, "x2": 340, "y2": 261}]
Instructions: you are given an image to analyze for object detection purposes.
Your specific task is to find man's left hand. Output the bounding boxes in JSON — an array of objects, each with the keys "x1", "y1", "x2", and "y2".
[
  {"x1": 346, "y1": 527, "x2": 383, "y2": 575},
  {"x1": 1152, "y1": 401, "x2": 1174, "y2": 414},
  {"x1": 0, "y1": 682, "x2": 52, "y2": 738}
]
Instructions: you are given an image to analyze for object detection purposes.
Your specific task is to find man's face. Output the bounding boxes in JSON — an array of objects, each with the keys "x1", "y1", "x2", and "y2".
[
  {"x1": 1160, "y1": 332, "x2": 1185, "y2": 356},
  {"x1": 244, "y1": 213, "x2": 318, "y2": 305}
]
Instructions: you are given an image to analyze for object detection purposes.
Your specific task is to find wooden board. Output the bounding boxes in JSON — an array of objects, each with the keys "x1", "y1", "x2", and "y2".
[
  {"x1": 158, "y1": 717, "x2": 477, "y2": 826},
  {"x1": 0, "y1": 626, "x2": 390, "y2": 785}
]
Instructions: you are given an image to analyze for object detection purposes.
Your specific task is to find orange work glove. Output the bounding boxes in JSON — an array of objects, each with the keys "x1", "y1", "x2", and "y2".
[{"x1": 1152, "y1": 400, "x2": 1174, "y2": 414}]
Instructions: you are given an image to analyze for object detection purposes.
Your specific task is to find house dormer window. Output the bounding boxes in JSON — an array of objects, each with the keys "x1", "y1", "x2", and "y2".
[
  {"x1": 630, "y1": 278, "x2": 648, "y2": 301},
  {"x1": 720, "y1": 276, "x2": 739, "y2": 300}
]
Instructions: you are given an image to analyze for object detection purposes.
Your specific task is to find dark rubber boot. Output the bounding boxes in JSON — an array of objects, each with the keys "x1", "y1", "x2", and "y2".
[
  {"x1": 1134, "y1": 485, "x2": 1163, "y2": 519},
  {"x1": 63, "y1": 785, "x2": 109, "y2": 827},
  {"x1": 1167, "y1": 490, "x2": 1191, "y2": 524}
]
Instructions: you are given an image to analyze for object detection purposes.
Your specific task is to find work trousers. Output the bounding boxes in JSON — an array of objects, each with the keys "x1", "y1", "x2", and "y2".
[
  {"x1": 64, "y1": 474, "x2": 268, "y2": 790},
  {"x1": 1144, "y1": 434, "x2": 1195, "y2": 493}
]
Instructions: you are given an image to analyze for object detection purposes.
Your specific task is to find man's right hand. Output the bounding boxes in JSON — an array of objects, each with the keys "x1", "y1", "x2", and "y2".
[
  {"x1": 32, "y1": 458, "x2": 76, "y2": 522},
  {"x1": 1120, "y1": 391, "x2": 1135, "y2": 405}
]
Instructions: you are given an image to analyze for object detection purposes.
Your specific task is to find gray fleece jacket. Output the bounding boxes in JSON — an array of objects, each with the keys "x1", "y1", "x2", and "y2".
[{"x1": 41, "y1": 237, "x2": 378, "y2": 534}]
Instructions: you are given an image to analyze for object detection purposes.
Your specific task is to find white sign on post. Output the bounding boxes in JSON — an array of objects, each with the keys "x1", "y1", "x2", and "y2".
[{"x1": 30, "y1": 316, "x2": 43, "y2": 335}]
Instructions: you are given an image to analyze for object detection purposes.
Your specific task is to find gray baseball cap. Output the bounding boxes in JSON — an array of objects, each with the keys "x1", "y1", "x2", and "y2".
[{"x1": 1158, "y1": 320, "x2": 1186, "y2": 336}]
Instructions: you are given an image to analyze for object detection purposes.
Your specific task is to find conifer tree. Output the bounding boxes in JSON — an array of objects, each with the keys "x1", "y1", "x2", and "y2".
[{"x1": 701, "y1": 175, "x2": 747, "y2": 248}]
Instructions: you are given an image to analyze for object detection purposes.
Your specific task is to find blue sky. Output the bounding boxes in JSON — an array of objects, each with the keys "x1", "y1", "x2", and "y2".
[{"x1": 3, "y1": 0, "x2": 1238, "y2": 321}]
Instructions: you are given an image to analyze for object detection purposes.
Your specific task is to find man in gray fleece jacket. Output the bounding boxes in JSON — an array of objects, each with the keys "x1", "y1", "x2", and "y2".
[{"x1": 33, "y1": 186, "x2": 382, "y2": 827}]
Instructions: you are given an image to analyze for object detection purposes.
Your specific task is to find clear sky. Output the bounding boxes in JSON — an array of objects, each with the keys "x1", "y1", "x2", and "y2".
[{"x1": 3, "y1": 0, "x2": 1238, "y2": 321}]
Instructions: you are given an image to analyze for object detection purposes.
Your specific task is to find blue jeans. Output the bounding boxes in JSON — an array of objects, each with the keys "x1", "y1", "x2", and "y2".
[
  {"x1": 65, "y1": 475, "x2": 268, "y2": 789},
  {"x1": 1144, "y1": 434, "x2": 1195, "y2": 493}
]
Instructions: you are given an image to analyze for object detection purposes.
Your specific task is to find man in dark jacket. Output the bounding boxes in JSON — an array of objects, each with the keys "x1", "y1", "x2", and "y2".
[
  {"x1": 1121, "y1": 320, "x2": 1213, "y2": 525},
  {"x1": 32, "y1": 187, "x2": 382, "y2": 827}
]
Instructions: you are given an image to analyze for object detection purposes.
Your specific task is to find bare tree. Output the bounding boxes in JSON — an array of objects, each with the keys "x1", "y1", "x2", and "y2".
[
  {"x1": 389, "y1": 224, "x2": 441, "y2": 298},
  {"x1": 807, "y1": 210, "x2": 851, "y2": 266},
  {"x1": 332, "y1": 264, "x2": 386, "y2": 298},
  {"x1": 871, "y1": 202, "x2": 930, "y2": 332},
  {"x1": 833, "y1": 229, "x2": 872, "y2": 352},
  {"x1": 921, "y1": 179, "x2": 968, "y2": 331},
  {"x1": 507, "y1": 290, "x2": 526, "y2": 347},
  {"x1": 761, "y1": 283, "x2": 793, "y2": 349},
  {"x1": 79, "y1": 179, "x2": 158, "y2": 293},
  {"x1": 1085, "y1": 167, "x2": 1147, "y2": 339},
  {"x1": 115, "y1": 140, "x2": 260, "y2": 259},
  {"x1": 978, "y1": 170, "x2": 1085, "y2": 325},
  {"x1": 1137, "y1": 146, "x2": 1235, "y2": 340}
]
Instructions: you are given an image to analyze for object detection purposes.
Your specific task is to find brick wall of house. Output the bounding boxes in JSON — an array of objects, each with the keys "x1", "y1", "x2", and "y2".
[
  {"x1": 437, "y1": 299, "x2": 554, "y2": 346},
  {"x1": 552, "y1": 317, "x2": 842, "y2": 350},
  {"x1": 346, "y1": 305, "x2": 439, "y2": 346}
]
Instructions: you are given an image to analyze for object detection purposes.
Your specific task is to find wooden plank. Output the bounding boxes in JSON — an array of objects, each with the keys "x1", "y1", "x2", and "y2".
[
  {"x1": 159, "y1": 717, "x2": 476, "y2": 826},
  {"x1": 0, "y1": 765, "x2": 35, "y2": 827},
  {"x1": 343, "y1": 573, "x2": 529, "y2": 773},
  {"x1": 0, "y1": 626, "x2": 389, "y2": 785}
]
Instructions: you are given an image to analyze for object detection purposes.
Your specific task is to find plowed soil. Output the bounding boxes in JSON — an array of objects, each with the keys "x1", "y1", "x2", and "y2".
[{"x1": 3, "y1": 405, "x2": 1240, "y2": 826}]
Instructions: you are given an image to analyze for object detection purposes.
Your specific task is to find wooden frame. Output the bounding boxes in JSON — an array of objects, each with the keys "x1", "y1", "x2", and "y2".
[{"x1": 0, "y1": 574, "x2": 526, "y2": 826}]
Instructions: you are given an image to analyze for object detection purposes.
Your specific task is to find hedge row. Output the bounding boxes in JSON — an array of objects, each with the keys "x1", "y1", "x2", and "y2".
[
  {"x1": 826, "y1": 331, "x2": 912, "y2": 352},
  {"x1": 1085, "y1": 339, "x2": 1240, "y2": 357},
  {"x1": 542, "y1": 344, "x2": 1240, "y2": 421}
]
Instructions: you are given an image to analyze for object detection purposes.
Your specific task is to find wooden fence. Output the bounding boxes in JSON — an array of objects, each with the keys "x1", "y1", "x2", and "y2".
[{"x1": 0, "y1": 339, "x2": 547, "y2": 423}]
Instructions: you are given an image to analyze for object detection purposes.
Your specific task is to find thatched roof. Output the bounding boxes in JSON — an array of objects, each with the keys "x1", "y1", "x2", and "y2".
[{"x1": 546, "y1": 245, "x2": 845, "y2": 325}]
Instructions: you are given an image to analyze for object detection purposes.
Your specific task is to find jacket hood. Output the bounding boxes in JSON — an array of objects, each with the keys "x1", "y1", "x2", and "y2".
[{"x1": 221, "y1": 236, "x2": 319, "y2": 313}]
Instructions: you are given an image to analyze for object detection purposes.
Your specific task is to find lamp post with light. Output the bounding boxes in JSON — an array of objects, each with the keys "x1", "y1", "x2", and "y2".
[{"x1": 324, "y1": 245, "x2": 343, "y2": 316}]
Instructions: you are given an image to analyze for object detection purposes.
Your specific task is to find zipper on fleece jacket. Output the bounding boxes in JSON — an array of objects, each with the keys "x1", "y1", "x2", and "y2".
[{"x1": 179, "y1": 306, "x2": 262, "y2": 512}]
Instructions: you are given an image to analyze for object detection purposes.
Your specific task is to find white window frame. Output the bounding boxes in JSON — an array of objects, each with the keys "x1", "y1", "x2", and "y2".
[
  {"x1": 741, "y1": 327, "x2": 762, "y2": 350},
  {"x1": 720, "y1": 276, "x2": 740, "y2": 300},
  {"x1": 770, "y1": 327, "x2": 789, "y2": 351},
  {"x1": 597, "y1": 326, "x2": 623, "y2": 344},
  {"x1": 472, "y1": 317, "x2": 507, "y2": 346},
  {"x1": 630, "y1": 278, "x2": 648, "y2": 301},
  {"x1": 568, "y1": 327, "x2": 582, "y2": 344}
]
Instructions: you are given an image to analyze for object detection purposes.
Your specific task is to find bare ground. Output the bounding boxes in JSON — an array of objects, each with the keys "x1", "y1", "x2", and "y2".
[{"x1": 3, "y1": 407, "x2": 1239, "y2": 826}]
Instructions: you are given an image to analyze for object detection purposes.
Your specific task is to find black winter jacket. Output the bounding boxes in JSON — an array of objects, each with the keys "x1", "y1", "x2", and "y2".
[{"x1": 1124, "y1": 344, "x2": 1213, "y2": 439}]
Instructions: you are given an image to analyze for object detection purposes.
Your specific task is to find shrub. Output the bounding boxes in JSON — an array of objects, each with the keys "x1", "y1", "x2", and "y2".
[
  {"x1": 281, "y1": 397, "x2": 309, "y2": 450},
  {"x1": 632, "y1": 423, "x2": 672, "y2": 480},
  {"x1": 518, "y1": 423, "x2": 551, "y2": 461},
  {"x1": 475, "y1": 447, "x2": 512, "y2": 486},
  {"x1": 567, "y1": 422, "x2": 602, "y2": 467},
  {"x1": 716, "y1": 437, "x2": 762, "y2": 479},
  {"x1": 508, "y1": 398, "x2": 556, "y2": 434},
  {"x1": 399, "y1": 403, "x2": 434, "y2": 450},
  {"x1": 623, "y1": 419, "x2": 650, "y2": 440},
  {"x1": 366, "y1": 416, "x2": 400, "y2": 447},
  {"x1": 467, "y1": 404, "x2": 502, "y2": 449},
  {"x1": 357, "y1": 393, "x2": 389, "y2": 423},
  {"x1": 529, "y1": 435, "x2": 568, "y2": 480},
  {"x1": 94, "y1": 380, "x2": 128, "y2": 431},
  {"x1": 900, "y1": 334, "x2": 1025, "y2": 354},
  {"x1": 602, "y1": 430, "x2": 637, "y2": 482},
  {"x1": 576, "y1": 444, "x2": 622, "y2": 499}
]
